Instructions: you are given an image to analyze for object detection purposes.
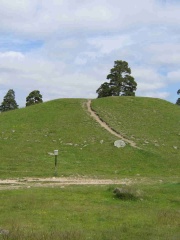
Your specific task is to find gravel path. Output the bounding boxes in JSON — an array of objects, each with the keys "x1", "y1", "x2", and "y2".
[
  {"x1": 0, "y1": 176, "x2": 173, "y2": 190},
  {"x1": 0, "y1": 177, "x2": 133, "y2": 190}
]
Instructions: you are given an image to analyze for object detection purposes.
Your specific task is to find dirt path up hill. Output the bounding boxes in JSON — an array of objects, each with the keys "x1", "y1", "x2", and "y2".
[{"x1": 87, "y1": 99, "x2": 138, "y2": 148}]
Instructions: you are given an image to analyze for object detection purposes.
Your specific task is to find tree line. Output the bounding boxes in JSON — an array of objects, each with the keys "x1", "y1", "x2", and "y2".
[{"x1": 0, "y1": 90, "x2": 43, "y2": 112}]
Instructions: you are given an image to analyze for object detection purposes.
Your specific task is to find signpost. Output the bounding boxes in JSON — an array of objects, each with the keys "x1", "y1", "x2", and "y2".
[{"x1": 54, "y1": 150, "x2": 58, "y2": 176}]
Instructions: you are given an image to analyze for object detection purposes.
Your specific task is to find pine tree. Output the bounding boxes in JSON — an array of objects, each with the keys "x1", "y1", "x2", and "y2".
[
  {"x1": 0, "y1": 89, "x2": 18, "y2": 112},
  {"x1": 26, "y1": 90, "x2": 43, "y2": 107},
  {"x1": 176, "y1": 89, "x2": 180, "y2": 106},
  {"x1": 96, "y1": 60, "x2": 137, "y2": 98}
]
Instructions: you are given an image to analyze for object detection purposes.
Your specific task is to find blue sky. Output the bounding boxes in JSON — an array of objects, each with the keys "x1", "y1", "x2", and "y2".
[{"x1": 0, "y1": 0, "x2": 180, "y2": 107}]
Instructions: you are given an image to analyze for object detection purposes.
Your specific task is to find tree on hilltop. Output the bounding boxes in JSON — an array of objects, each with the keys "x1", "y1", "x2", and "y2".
[
  {"x1": 0, "y1": 89, "x2": 18, "y2": 112},
  {"x1": 176, "y1": 89, "x2": 180, "y2": 106},
  {"x1": 96, "y1": 60, "x2": 137, "y2": 98},
  {"x1": 96, "y1": 82, "x2": 112, "y2": 98},
  {"x1": 26, "y1": 90, "x2": 43, "y2": 107}
]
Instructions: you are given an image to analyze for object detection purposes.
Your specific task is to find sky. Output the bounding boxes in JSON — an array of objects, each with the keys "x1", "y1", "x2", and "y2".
[{"x1": 0, "y1": 0, "x2": 180, "y2": 107}]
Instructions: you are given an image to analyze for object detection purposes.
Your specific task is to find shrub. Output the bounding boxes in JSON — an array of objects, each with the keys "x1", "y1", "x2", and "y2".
[{"x1": 113, "y1": 186, "x2": 141, "y2": 200}]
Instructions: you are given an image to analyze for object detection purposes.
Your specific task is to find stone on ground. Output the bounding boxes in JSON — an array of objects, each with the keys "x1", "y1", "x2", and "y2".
[{"x1": 114, "y1": 140, "x2": 126, "y2": 148}]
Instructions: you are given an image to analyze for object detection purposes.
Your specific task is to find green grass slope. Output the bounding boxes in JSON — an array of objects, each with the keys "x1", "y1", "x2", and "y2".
[
  {"x1": 92, "y1": 96, "x2": 180, "y2": 175},
  {"x1": 0, "y1": 97, "x2": 179, "y2": 179}
]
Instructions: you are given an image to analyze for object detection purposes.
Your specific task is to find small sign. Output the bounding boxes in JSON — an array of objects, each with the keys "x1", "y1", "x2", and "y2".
[{"x1": 54, "y1": 150, "x2": 58, "y2": 155}]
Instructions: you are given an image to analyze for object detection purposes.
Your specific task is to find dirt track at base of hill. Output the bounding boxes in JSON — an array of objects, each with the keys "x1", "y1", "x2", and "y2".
[
  {"x1": 0, "y1": 176, "x2": 174, "y2": 190},
  {"x1": 87, "y1": 100, "x2": 139, "y2": 148},
  {"x1": 0, "y1": 177, "x2": 134, "y2": 190}
]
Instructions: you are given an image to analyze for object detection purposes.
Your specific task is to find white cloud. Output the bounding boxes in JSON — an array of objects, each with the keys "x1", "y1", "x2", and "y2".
[
  {"x1": 0, "y1": 51, "x2": 24, "y2": 59},
  {"x1": 0, "y1": 0, "x2": 180, "y2": 106},
  {"x1": 88, "y1": 35, "x2": 133, "y2": 54},
  {"x1": 133, "y1": 67, "x2": 165, "y2": 85},
  {"x1": 133, "y1": 68, "x2": 163, "y2": 83},
  {"x1": 0, "y1": 49, "x2": 100, "y2": 105},
  {"x1": 74, "y1": 56, "x2": 87, "y2": 65},
  {"x1": 167, "y1": 70, "x2": 180, "y2": 83},
  {"x1": 148, "y1": 43, "x2": 180, "y2": 66},
  {"x1": 130, "y1": 66, "x2": 171, "y2": 100},
  {"x1": 0, "y1": 0, "x2": 179, "y2": 38}
]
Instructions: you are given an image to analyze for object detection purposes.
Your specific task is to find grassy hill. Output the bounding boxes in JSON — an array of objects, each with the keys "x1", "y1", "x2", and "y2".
[
  {"x1": 92, "y1": 96, "x2": 180, "y2": 175},
  {"x1": 0, "y1": 97, "x2": 179, "y2": 179},
  {"x1": 0, "y1": 97, "x2": 179, "y2": 239}
]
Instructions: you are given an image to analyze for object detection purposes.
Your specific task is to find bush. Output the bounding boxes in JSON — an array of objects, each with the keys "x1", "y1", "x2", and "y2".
[{"x1": 113, "y1": 186, "x2": 141, "y2": 200}]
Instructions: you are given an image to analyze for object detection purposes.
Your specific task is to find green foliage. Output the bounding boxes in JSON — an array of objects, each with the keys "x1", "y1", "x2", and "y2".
[
  {"x1": 26, "y1": 90, "x2": 43, "y2": 107},
  {"x1": 176, "y1": 89, "x2": 180, "y2": 105},
  {"x1": 96, "y1": 60, "x2": 137, "y2": 98},
  {"x1": 0, "y1": 89, "x2": 18, "y2": 112},
  {"x1": 96, "y1": 82, "x2": 112, "y2": 98}
]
